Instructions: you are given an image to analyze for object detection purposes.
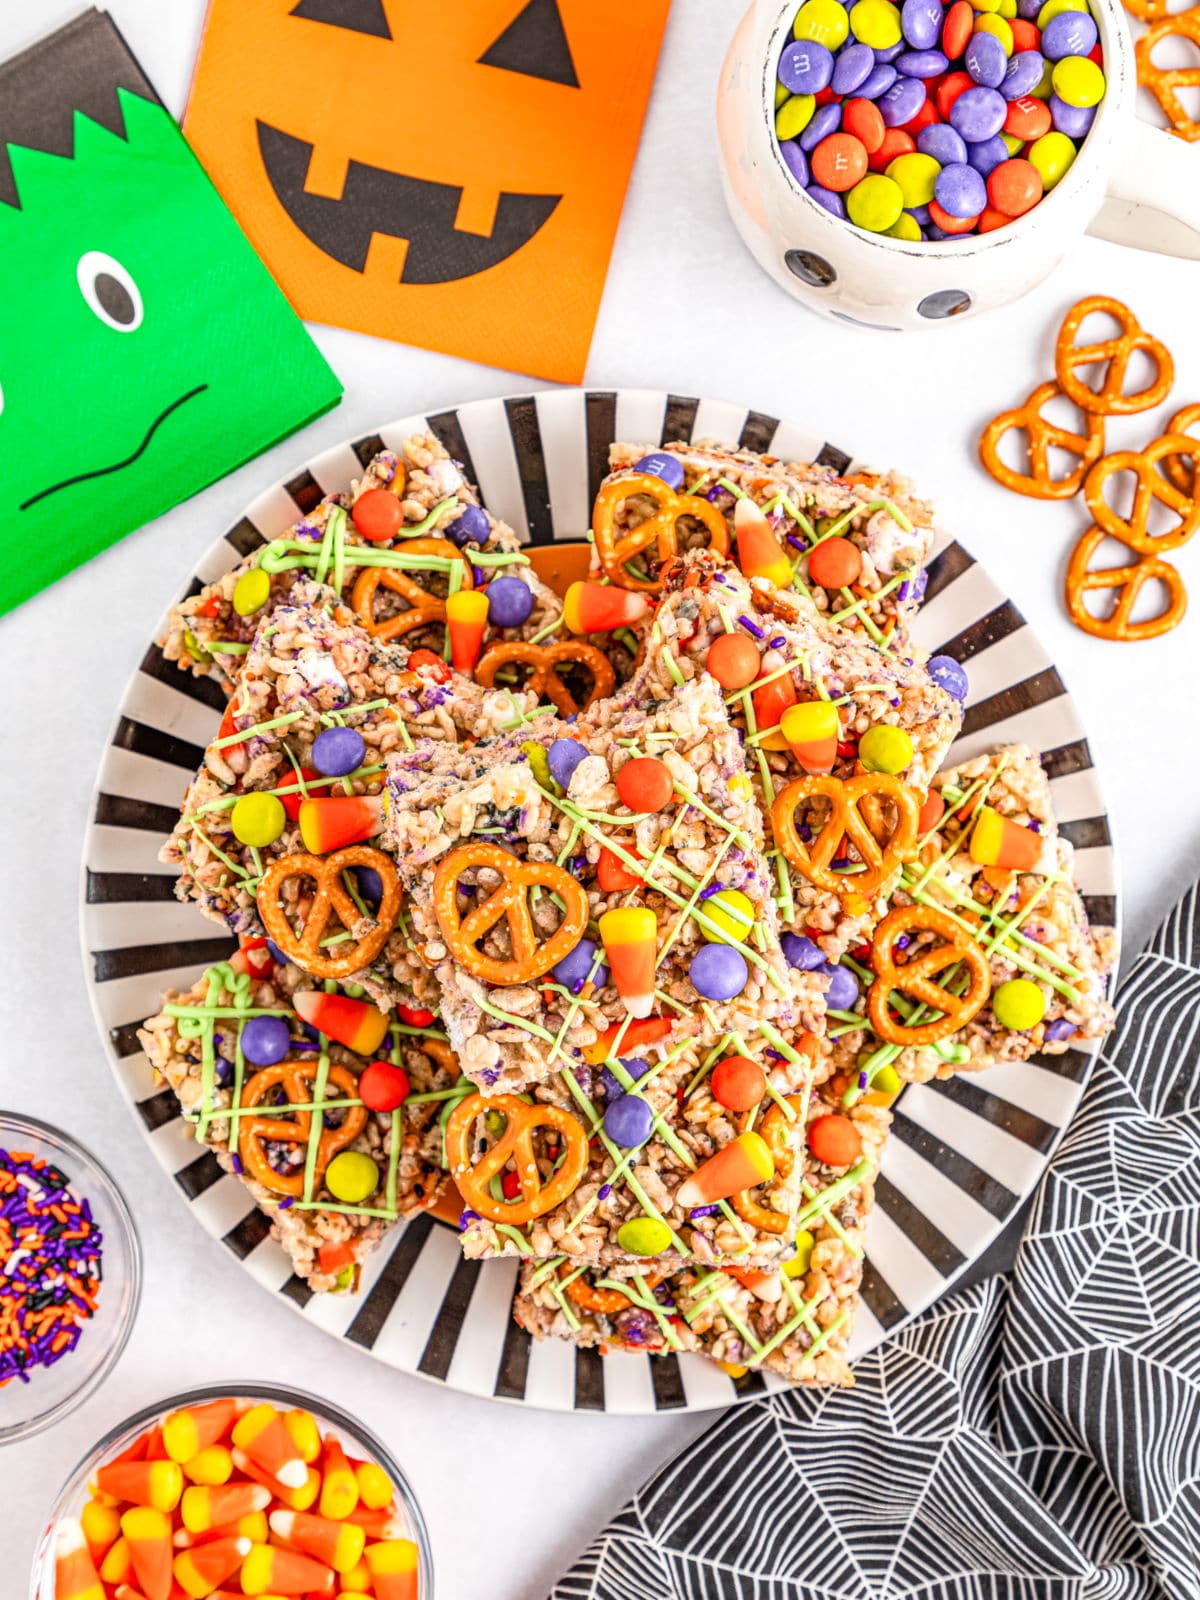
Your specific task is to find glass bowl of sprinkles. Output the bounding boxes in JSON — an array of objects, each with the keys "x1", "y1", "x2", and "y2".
[
  {"x1": 0, "y1": 1114, "x2": 141, "y2": 1445},
  {"x1": 30, "y1": 1381, "x2": 433, "y2": 1600}
]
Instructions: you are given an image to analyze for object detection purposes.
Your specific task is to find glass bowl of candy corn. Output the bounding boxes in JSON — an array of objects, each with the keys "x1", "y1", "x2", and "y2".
[
  {"x1": 0, "y1": 1114, "x2": 141, "y2": 1446},
  {"x1": 30, "y1": 1383, "x2": 432, "y2": 1600}
]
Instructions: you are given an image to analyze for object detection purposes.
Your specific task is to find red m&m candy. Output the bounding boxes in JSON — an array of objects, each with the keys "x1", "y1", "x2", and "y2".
[
  {"x1": 359, "y1": 1061, "x2": 410, "y2": 1112},
  {"x1": 351, "y1": 488, "x2": 404, "y2": 543},
  {"x1": 616, "y1": 757, "x2": 675, "y2": 814}
]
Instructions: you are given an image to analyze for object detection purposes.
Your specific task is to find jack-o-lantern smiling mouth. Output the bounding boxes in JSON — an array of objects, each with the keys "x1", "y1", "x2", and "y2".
[{"x1": 256, "y1": 121, "x2": 562, "y2": 284}]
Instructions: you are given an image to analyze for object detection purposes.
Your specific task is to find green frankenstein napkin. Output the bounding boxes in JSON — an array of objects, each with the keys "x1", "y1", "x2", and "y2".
[{"x1": 0, "y1": 9, "x2": 342, "y2": 617}]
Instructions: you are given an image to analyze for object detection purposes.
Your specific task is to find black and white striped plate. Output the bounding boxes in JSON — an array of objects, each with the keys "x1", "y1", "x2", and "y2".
[{"x1": 82, "y1": 389, "x2": 1119, "y2": 1415}]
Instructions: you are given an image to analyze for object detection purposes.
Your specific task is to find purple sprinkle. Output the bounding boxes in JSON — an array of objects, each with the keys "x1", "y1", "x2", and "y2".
[
  {"x1": 689, "y1": 1204, "x2": 719, "y2": 1219},
  {"x1": 768, "y1": 635, "x2": 786, "y2": 649},
  {"x1": 1044, "y1": 1018, "x2": 1076, "y2": 1042},
  {"x1": 765, "y1": 1047, "x2": 785, "y2": 1061},
  {"x1": 230, "y1": 1154, "x2": 243, "y2": 1175},
  {"x1": 738, "y1": 615, "x2": 765, "y2": 639},
  {"x1": 1030, "y1": 820, "x2": 1042, "y2": 833},
  {"x1": 858, "y1": 1070, "x2": 869, "y2": 1089},
  {"x1": 459, "y1": 1209, "x2": 481, "y2": 1230},
  {"x1": 277, "y1": 1197, "x2": 294, "y2": 1210},
  {"x1": 598, "y1": 1184, "x2": 612, "y2": 1201},
  {"x1": 896, "y1": 935, "x2": 910, "y2": 950},
  {"x1": 786, "y1": 534, "x2": 807, "y2": 552},
  {"x1": 699, "y1": 882, "x2": 726, "y2": 900}
]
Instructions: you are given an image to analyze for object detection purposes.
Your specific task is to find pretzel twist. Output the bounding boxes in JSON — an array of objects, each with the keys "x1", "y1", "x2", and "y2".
[
  {"x1": 592, "y1": 472, "x2": 731, "y2": 595},
  {"x1": 257, "y1": 846, "x2": 401, "y2": 979},
  {"x1": 867, "y1": 904, "x2": 991, "y2": 1047},
  {"x1": 445, "y1": 1093, "x2": 589, "y2": 1224},
  {"x1": 238, "y1": 1060, "x2": 367, "y2": 1196}
]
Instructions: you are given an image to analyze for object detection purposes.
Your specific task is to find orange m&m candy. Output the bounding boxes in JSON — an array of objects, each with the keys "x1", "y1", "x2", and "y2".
[
  {"x1": 811, "y1": 132, "x2": 869, "y2": 192},
  {"x1": 711, "y1": 1057, "x2": 768, "y2": 1113},
  {"x1": 988, "y1": 158, "x2": 1043, "y2": 217},
  {"x1": 977, "y1": 205, "x2": 1011, "y2": 232},
  {"x1": 1009, "y1": 18, "x2": 1040, "y2": 49},
  {"x1": 808, "y1": 1113, "x2": 863, "y2": 1167},
  {"x1": 351, "y1": 488, "x2": 404, "y2": 543},
  {"x1": 942, "y1": 3, "x2": 973, "y2": 58},
  {"x1": 807, "y1": 535, "x2": 862, "y2": 589},
  {"x1": 935, "y1": 70, "x2": 973, "y2": 118},
  {"x1": 616, "y1": 757, "x2": 674, "y2": 814},
  {"x1": 706, "y1": 632, "x2": 761, "y2": 690},
  {"x1": 868, "y1": 128, "x2": 914, "y2": 172},
  {"x1": 843, "y1": 97, "x2": 885, "y2": 154},
  {"x1": 1004, "y1": 95, "x2": 1051, "y2": 141},
  {"x1": 928, "y1": 199, "x2": 979, "y2": 234}
]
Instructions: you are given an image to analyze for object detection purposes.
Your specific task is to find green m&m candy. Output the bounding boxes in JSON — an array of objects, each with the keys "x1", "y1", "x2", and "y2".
[
  {"x1": 325, "y1": 1151, "x2": 380, "y2": 1204},
  {"x1": 992, "y1": 977, "x2": 1047, "y2": 1031},
  {"x1": 233, "y1": 567, "x2": 271, "y2": 617},
  {"x1": 230, "y1": 791, "x2": 286, "y2": 847},
  {"x1": 617, "y1": 1217, "x2": 672, "y2": 1257},
  {"x1": 859, "y1": 724, "x2": 914, "y2": 774}
]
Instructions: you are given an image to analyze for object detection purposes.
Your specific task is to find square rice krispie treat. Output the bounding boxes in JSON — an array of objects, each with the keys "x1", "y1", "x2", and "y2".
[
  {"x1": 814, "y1": 743, "x2": 1117, "y2": 1092},
  {"x1": 512, "y1": 1076, "x2": 889, "y2": 1385},
  {"x1": 163, "y1": 580, "x2": 535, "y2": 1010},
  {"x1": 160, "y1": 434, "x2": 562, "y2": 690},
  {"x1": 381, "y1": 672, "x2": 827, "y2": 1093},
  {"x1": 139, "y1": 957, "x2": 464, "y2": 1293},
  {"x1": 598, "y1": 440, "x2": 935, "y2": 647}
]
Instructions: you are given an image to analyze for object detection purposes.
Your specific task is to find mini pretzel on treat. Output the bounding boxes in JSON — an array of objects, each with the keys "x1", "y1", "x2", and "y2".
[
  {"x1": 771, "y1": 773, "x2": 920, "y2": 901},
  {"x1": 1136, "y1": 12, "x2": 1200, "y2": 142},
  {"x1": 351, "y1": 538, "x2": 473, "y2": 643},
  {"x1": 1083, "y1": 435, "x2": 1200, "y2": 554},
  {"x1": 433, "y1": 842, "x2": 590, "y2": 985},
  {"x1": 1064, "y1": 524, "x2": 1188, "y2": 641},
  {"x1": 592, "y1": 472, "x2": 731, "y2": 595},
  {"x1": 474, "y1": 639, "x2": 615, "y2": 715},
  {"x1": 561, "y1": 1264, "x2": 664, "y2": 1315},
  {"x1": 445, "y1": 1093, "x2": 588, "y2": 1225},
  {"x1": 238, "y1": 1060, "x2": 367, "y2": 1196},
  {"x1": 978, "y1": 380, "x2": 1106, "y2": 500},
  {"x1": 1054, "y1": 296, "x2": 1174, "y2": 417},
  {"x1": 731, "y1": 1097, "x2": 804, "y2": 1235},
  {"x1": 867, "y1": 904, "x2": 991, "y2": 1047},
  {"x1": 257, "y1": 846, "x2": 401, "y2": 980}
]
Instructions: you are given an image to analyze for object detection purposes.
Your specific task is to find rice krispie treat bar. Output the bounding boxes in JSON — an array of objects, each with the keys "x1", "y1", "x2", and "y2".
[
  {"x1": 160, "y1": 435, "x2": 563, "y2": 691},
  {"x1": 626, "y1": 554, "x2": 962, "y2": 964},
  {"x1": 512, "y1": 1078, "x2": 889, "y2": 1385},
  {"x1": 817, "y1": 743, "x2": 1117, "y2": 1093},
  {"x1": 599, "y1": 440, "x2": 935, "y2": 648},
  {"x1": 139, "y1": 957, "x2": 464, "y2": 1292},
  {"x1": 163, "y1": 580, "x2": 535, "y2": 1011},
  {"x1": 450, "y1": 1030, "x2": 815, "y2": 1274},
  {"x1": 381, "y1": 672, "x2": 827, "y2": 1093}
]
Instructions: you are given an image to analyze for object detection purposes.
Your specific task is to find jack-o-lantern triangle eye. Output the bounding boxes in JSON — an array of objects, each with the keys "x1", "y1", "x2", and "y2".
[
  {"x1": 478, "y1": 0, "x2": 579, "y2": 88},
  {"x1": 289, "y1": 0, "x2": 392, "y2": 39}
]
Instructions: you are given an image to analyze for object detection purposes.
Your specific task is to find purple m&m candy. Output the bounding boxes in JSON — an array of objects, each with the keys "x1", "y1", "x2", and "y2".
[
  {"x1": 879, "y1": 74, "x2": 927, "y2": 125},
  {"x1": 967, "y1": 134, "x2": 1010, "y2": 178},
  {"x1": 821, "y1": 964, "x2": 860, "y2": 1011},
  {"x1": 858, "y1": 61, "x2": 898, "y2": 98},
  {"x1": 690, "y1": 944, "x2": 749, "y2": 1001},
  {"x1": 965, "y1": 31, "x2": 1007, "y2": 88},
  {"x1": 928, "y1": 654, "x2": 969, "y2": 701},
  {"x1": 781, "y1": 139, "x2": 811, "y2": 187},
  {"x1": 918, "y1": 124, "x2": 968, "y2": 165},
  {"x1": 950, "y1": 85, "x2": 1007, "y2": 141},
  {"x1": 633, "y1": 451, "x2": 685, "y2": 489},
  {"x1": 800, "y1": 102, "x2": 843, "y2": 150},
  {"x1": 355, "y1": 865, "x2": 384, "y2": 905},
  {"x1": 807, "y1": 183, "x2": 848, "y2": 218},
  {"x1": 779, "y1": 38, "x2": 835, "y2": 94},
  {"x1": 241, "y1": 1014, "x2": 291, "y2": 1067},
  {"x1": 832, "y1": 41, "x2": 874, "y2": 93},
  {"x1": 1002, "y1": 49, "x2": 1047, "y2": 100},
  {"x1": 906, "y1": 203, "x2": 932, "y2": 226},
  {"x1": 552, "y1": 937, "x2": 609, "y2": 993},
  {"x1": 266, "y1": 938, "x2": 289, "y2": 966},
  {"x1": 547, "y1": 736, "x2": 588, "y2": 790},
  {"x1": 901, "y1": 0, "x2": 942, "y2": 50},
  {"x1": 1050, "y1": 93, "x2": 1096, "y2": 136},
  {"x1": 875, "y1": 40, "x2": 906, "y2": 63},
  {"x1": 445, "y1": 503, "x2": 489, "y2": 547},
  {"x1": 604, "y1": 1093, "x2": 654, "y2": 1149},
  {"x1": 486, "y1": 575, "x2": 534, "y2": 629},
  {"x1": 782, "y1": 933, "x2": 825, "y2": 970},
  {"x1": 1042, "y1": 10, "x2": 1097, "y2": 59},
  {"x1": 898, "y1": 49, "x2": 948, "y2": 77},
  {"x1": 935, "y1": 162, "x2": 987, "y2": 218},
  {"x1": 311, "y1": 725, "x2": 366, "y2": 778}
]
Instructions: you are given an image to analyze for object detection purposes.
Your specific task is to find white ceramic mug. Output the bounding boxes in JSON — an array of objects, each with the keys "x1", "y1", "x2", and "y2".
[{"x1": 717, "y1": 0, "x2": 1200, "y2": 329}]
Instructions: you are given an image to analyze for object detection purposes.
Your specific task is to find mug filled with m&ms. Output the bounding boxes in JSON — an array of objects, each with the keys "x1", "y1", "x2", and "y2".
[
  {"x1": 717, "y1": 0, "x2": 1200, "y2": 327},
  {"x1": 30, "y1": 1384, "x2": 431, "y2": 1600}
]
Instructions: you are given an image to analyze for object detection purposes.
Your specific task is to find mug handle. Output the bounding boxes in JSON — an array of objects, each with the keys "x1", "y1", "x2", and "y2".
[{"x1": 1087, "y1": 120, "x2": 1200, "y2": 259}]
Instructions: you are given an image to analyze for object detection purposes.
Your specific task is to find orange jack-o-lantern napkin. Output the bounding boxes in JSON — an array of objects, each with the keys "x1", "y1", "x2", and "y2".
[{"x1": 184, "y1": 0, "x2": 671, "y2": 382}]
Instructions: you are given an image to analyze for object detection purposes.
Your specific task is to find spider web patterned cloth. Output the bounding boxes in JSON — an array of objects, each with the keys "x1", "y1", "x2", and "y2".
[{"x1": 550, "y1": 883, "x2": 1200, "y2": 1600}]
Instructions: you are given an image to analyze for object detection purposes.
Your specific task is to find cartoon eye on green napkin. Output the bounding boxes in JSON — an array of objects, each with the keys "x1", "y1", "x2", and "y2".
[{"x1": 0, "y1": 9, "x2": 342, "y2": 618}]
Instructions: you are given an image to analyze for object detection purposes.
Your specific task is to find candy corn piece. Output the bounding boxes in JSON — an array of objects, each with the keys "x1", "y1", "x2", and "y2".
[
  {"x1": 173, "y1": 1536, "x2": 252, "y2": 1599},
  {"x1": 163, "y1": 1397, "x2": 245, "y2": 1464},
  {"x1": 728, "y1": 1267, "x2": 784, "y2": 1302},
  {"x1": 174, "y1": 1509, "x2": 269, "y2": 1549},
  {"x1": 446, "y1": 589, "x2": 489, "y2": 673},
  {"x1": 120, "y1": 1507, "x2": 174, "y2": 1600},
  {"x1": 182, "y1": 1445, "x2": 233, "y2": 1486},
  {"x1": 270, "y1": 1510, "x2": 366, "y2": 1573},
  {"x1": 734, "y1": 498, "x2": 792, "y2": 588},
  {"x1": 780, "y1": 700, "x2": 839, "y2": 775},
  {"x1": 344, "y1": 1506, "x2": 411, "y2": 1539},
  {"x1": 676, "y1": 1130, "x2": 775, "y2": 1209},
  {"x1": 100, "y1": 1537, "x2": 133, "y2": 1585},
  {"x1": 918, "y1": 788, "x2": 945, "y2": 834},
  {"x1": 292, "y1": 991, "x2": 389, "y2": 1055},
  {"x1": 284, "y1": 1407, "x2": 323, "y2": 1465},
  {"x1": 95, "y1": 1460, "x2": 184, "y2": 1513},
  {"x1": 112, "y1": 1588, "x2": 150, "y2": 1600},
  {"x1": 55, "y1": 1518, "x2": 105, "y2": 1600},
  {"x1": 81, "y1": 1498, "x2": 121, "y2": 1562},
  {"x1": 752, "y1": 669, "x2": 798, "y2": 752},
  {"x1": 240, "y1": 1541, "x2": 336, "y2": 1595},
  {"x1": 338, "y1": 1559, "x2": 374, "y2": 1592},
  {"x1": 297, "y1": 794, "x2": 384, "y2": 854},
  {"x1": 231, "y1": 1449, "x2": 321, "y2": 1511},
  {"x1": 319, "y1": 1435, "x2": 360, "y2": 1521},
  {"x1": 598, "y1": 908, "x2": 659, "y2": 1020},
  {"x1": 969, "y1": 805, "x2": 1042, "y2": 872},
  {"x1": 181, "y1": 1482, "x2": 272, "y2": 1534},
  {"x1": 230, "y1": 1405, "x2": 309, "y2": 1490},
  {"x1": 596, "y1": 845, "x2": 643, "y2": 892},
  {"x1": 363, "y1": 1540, "x2": 420, "y2": 1600},
  {"x1": 562, "y1": 580, "x2": 649, "y2": 634},
  {"x1": 352, "y1": 1459, "x2": 395, "y2": 1511}
]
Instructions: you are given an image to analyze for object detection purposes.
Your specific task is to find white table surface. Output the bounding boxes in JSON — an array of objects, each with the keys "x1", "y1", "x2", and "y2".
[{"x1": 2, "y1": 2, "x2": 1199, "y2": 1596}]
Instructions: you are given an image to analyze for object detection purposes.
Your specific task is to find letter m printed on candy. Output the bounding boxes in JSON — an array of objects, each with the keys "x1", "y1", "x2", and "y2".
[{"x1": 0, "y1": 10, "x2": 341, "y2": 617}]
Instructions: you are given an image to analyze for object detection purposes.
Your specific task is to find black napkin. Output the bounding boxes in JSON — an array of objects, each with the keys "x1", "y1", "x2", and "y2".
[{"x1": 551, "y1": 883, "x2": 1200, "y2": 1600}]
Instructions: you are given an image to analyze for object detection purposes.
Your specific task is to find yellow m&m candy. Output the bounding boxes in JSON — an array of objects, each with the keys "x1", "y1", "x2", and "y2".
[
  {"x1": 793, "y1": 0, "x2": 851, "y2": 47},
  {"x1": 886, "y1": 212, "x2": 923, "y2": 241},
  {"x1": 1052, "y1": 54, "x2": 1106, "y2": 107},
  {"x1": 230, "y1": 792, "x2": 286, "y2": 848},
  {"x1": 1028, "y1": 130, "x2": 1077, "y2": 188},
  {"x1": 846, "y1": 174, "x2": 904, "y2": 232},
  {"x1": 1037, "y1": 0, "x2": 1086, "y2": 26},
  {"x1": 849, "y1": 0, "x2": 901, "y2": 47},
  {"x1": 233, "y1": 568, "x2": 271, "y2": 617},
  {"x1": 975, "y1": 13, "x2": 1014, "y2": 50},
  {"x1": 325, "y1": 1151, "x2": 380, "y2": 1204},
  {"x1": 701, "y1": 889, "x2": 756, "y2": 945},
  {"x1": 776, "y1": 92, "x2": 816, "y2": 141},
  {"x1": 887, "y1": 152, "x2": 940, "y2": 207}
]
